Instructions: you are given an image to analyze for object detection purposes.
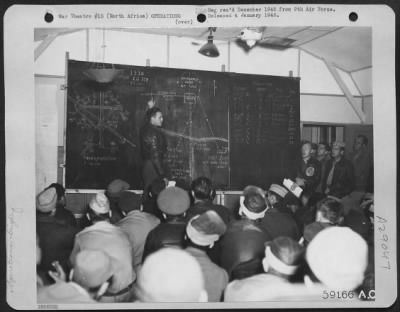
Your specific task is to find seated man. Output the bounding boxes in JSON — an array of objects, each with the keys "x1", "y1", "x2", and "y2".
[
  {"x1": 116, "y1": 191, "x2": 160, "y2": 271},
  {"x1": 141, "y1": 176, "x2": 167, "y2": 220},
  {"x1": 36, "y1": 187, "x2": 79, "y2": 285},
  {"x1": 302, "y1": 196, "x2": 344, "y2": 245},
  {"x1": 306, "y1": 227, "x2": 368, "y2": 292},
  {"x1": 142, "y1": 187, "x2": 190, "y2": 261},
  {"x1": 224, "y1": 236, "x2": 304, "y2": 301},
  {"x1": 219, "y1": 186, "x2": 271, "y2": 280},
  {"x1": 38, "y1": 250, "x2": 113, "y2": 303},
  {"x1": 135, "y1": 248, "x2": 208, "y2": 302},
  {"x1": 185, "y1": 210, "x2": 228, "y2": 302},
  {"x1": 105, "y1": 179, "x2": 130, "y2": 223},
  {"x1": 260, "y1": 184, "x2": 301, "y2": 240},
  {"x1": 186, "y1": 176, "x2": 233, "y2": 224},
  {"x1": 70, "y1": 192, "x2": 135, "y2": 302},
  {"x1": 45, "y1": 183, "x2": 76, "y2": 227}
]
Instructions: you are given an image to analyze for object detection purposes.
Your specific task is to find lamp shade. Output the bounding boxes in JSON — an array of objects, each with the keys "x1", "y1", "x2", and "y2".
[{"x1": 198, "y1": 37, "x2": 220, "y2": 57}]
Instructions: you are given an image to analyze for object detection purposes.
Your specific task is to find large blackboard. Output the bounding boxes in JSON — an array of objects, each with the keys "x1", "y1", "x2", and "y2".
[
  {"x1": 229, "y1": 74, "x2": 300, "y2": 188},
  {"x1": 65, "y1": 60, "x2": 299, "y2": 190}
]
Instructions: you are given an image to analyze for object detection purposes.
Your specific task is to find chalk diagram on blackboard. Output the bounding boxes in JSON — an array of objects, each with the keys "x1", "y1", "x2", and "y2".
[
  {"x1": 68, "y1": 89, "x2": 136, "y2": 159},
  {"x1": 150, "y1": 72, "x2": 229, "y2": 145}
]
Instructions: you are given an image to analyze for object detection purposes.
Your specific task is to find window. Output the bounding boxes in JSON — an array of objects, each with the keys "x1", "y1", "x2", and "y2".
[{"x1": 301, "y1": 124, "x2": 344, "y2": 145}]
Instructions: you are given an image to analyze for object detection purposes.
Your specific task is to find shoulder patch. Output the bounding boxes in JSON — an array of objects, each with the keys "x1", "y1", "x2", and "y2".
[{"x1": 305, "y1": 166, "x2": 315, "y2": 177}]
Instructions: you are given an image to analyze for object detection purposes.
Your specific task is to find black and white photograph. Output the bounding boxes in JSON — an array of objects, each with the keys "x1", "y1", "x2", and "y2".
[{"x1": 4, "y1": 3, "x2": 397, "y2": 309}]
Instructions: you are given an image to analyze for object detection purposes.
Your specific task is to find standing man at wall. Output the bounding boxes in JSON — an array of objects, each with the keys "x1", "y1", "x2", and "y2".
[
  {"x1": 294, "y1": 141, "x2": 321, "y2": 204},
  {"x1": 342, "y1": 135, "x2": 373, "y2": 211},
  {"x1": 322, "y1": 141, "x2": 355, "y2": 201},
  {"x1": 139, "y1": 99, "x2": 169, "y2": 193}
]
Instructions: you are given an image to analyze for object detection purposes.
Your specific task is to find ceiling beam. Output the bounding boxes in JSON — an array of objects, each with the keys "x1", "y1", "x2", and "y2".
[
  {"x1": 324, "y1": 58, "x2": 366, "y2": 124},
  {"x1": 34, "y1": 28, "x2": 85, "y2": 42},
  {"x1": 286, "y1": 26, "x2": 313, "y2": 38},
  {"x1": 350, "y1": 65, "x2": 372, "y2": 73},
  {"x1": 34, "y1": 34, "x2": 58, "y2": 61},
  {"x1": 298, "y1": 46, "x2": 350, "y2": 73},
  {"x1": 349, "y1": 72, "x2": 364, "y2": 97},
  {"x1": 294, "y1": 27, "x2": 343, "y2": 47}
]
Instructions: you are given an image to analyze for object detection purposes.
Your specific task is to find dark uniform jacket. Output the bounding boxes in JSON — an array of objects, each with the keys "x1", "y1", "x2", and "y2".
[
  {"x1": 323, "y1": 157, "x2": 355, "y2": 198},
  {"x1": 139, "y1": 124, "x2": 167, "y2": 177},
  {"x1": 259, "y1": 206, "x2": 301, "y2": 241},
  {"x1": 219, "y1": 219, "x2": 271, "y2": 280},
  {"x1": 295, "y1": 157, "x2": 321, "y2": 195},
  {"x1": 142, "y1": 216, "x2": 187, "y2": 262},
  {"x1": 186, "y1": 201, "x2": 233, "y2": 266},
  {"x1": 37, "y1": 212, "x2": 79, "y2": 282}
]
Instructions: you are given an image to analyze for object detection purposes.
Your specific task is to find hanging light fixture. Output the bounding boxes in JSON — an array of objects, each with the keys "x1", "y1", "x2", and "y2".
[
  {"x1": 84, "y1": 28, "x2": 122, "y2": 83},
  {"x1": 198, "y1": 27, "x2": 219, "y2": 57}
]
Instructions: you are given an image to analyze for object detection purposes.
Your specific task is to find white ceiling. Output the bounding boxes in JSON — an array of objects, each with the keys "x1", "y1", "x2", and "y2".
[{"x1": 34, "y1": 26, "x2": 371, "y2": 73}]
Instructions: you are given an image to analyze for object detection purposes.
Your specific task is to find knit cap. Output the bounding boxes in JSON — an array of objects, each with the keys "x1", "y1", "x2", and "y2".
[
  {"x1": 36, "y1": 187, "x2": 57, "y2": 213},
  {"x1": 306, "y1": 227, "x2": 368, "y2": 290},
  {"x1": 89, "y1": 192, "x2": 110, "y2": 214},
  {"x1": 73, "y1": 249, "x2": 113, "y2": 289}
]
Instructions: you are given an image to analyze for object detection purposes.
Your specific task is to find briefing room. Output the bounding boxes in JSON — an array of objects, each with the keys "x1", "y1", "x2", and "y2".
[{"x1": 32, "y1": 26, "x2": 375, "y2": 303}]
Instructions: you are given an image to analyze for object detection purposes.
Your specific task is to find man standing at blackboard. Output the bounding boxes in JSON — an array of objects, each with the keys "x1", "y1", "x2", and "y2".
[{"x1": 140, "y1": 100, "x2": 168, "y2": 193}]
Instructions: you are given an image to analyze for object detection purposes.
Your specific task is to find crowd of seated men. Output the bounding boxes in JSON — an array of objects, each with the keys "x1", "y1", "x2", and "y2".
[{"x1": 36, "y1": 138, "x2": 374, "y2": 303}]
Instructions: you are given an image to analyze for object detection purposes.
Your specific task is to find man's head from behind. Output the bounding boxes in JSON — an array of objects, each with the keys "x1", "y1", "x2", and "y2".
[
  {"x1": 87, "y1": 192, "x2": 111, "y2": 223},
  {"x1": 262, "y1": 236, "x2": 304, "y2": 279},
  {"x1": 118, "y1": 191, "x2": 143, "y2": 216},
  {"x1": 306, "y1": 227, "x2": 368, "y2": 291},
  {"x1": 36, "y1": 187, "x2": 58, "y2": 214},
  {"x1": 315, "y1": 196, "x2": 344, "y2": 225},
  {"x1": 71, "y1": 249, "x2": 113, "y2": 300},
  {"x1": 191, "y1": 176, "x2": 215, "y2": 202},
  {"x1": 239, "y1": 185, "x2": 268, "y2": 220},
  {"x1": 136, "y1": 248, "x2": 207, "y2": 302},
  {"x1": 157, "y1": 187, "x2": 190, "y2": 219}
]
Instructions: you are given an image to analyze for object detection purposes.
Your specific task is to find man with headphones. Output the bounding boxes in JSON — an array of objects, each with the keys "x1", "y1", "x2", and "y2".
[
  {"x1": 69, "y1": 192, "x2": 136, "y2": 302},
  {"x1": 219, "y1": 186, "x2": 271, "y2": 280},
  {"x1": 186, "y1": 177, "x2": 232, "y2": 225}
]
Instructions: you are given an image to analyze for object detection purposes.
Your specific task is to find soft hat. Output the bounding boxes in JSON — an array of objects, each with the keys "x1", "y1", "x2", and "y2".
[
  {"x1": 269, "y1": 184, "x2": 289, "y2": 199},
  {"x1": 263, "y1": 236, "x2": 304, "y2": 276},
  {"x1": 106, "y1": 179, "x2": 130, "y2": 198},
  {"x1": 306, "y1": 227, "x2": 368, "y2": 290},
  {"x1": 118, "y1": 191, "x2": 142, "y2": 213},
  {"x1": 186, "y1": 210, "x2": 227, "y2": 246},
  {"x1": 89, "y1": 192, "x2": 110, "y2": 214},
  {"x1": 72, "y1": 249, "x2": 113, "y2": 289},
  {"x1": 157, "y1": 187, "x2": 190, "y2": 215},
  {"x1": 36, "y1": 187, "x2": 57, "y2": 213},
  {"x1": 137, "y1": 248, "x2": 205, "y2": 302}
]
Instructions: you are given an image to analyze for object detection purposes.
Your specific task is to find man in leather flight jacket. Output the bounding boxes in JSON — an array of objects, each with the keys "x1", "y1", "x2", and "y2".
[{"x1": 140, "y1": 105, "x2": 168, "y2": 191}]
